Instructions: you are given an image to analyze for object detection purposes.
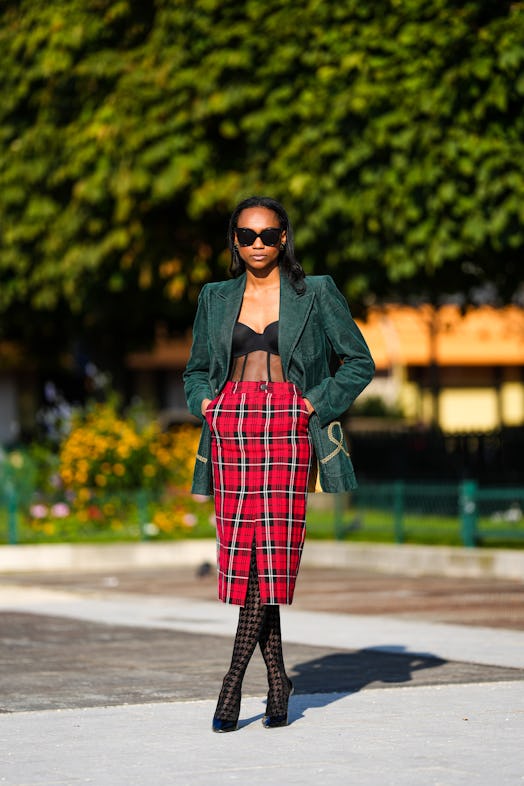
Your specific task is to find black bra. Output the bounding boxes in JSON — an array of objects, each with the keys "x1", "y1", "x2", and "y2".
[{"x1": 232, "y1": 320, "x2": 279, "y2": 357}]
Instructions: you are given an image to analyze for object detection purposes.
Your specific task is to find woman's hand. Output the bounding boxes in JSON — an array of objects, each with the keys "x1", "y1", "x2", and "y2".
[
  {"x1": 201, "y1": 398, "x2": 212, "y2": 417},
  {"x1": 303, "y1": 397, "x2": 315, "y2": 416}
]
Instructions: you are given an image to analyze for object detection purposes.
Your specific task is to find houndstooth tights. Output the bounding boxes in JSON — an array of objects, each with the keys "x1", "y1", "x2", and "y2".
[{"x1": 214, "y1": 547, "x2": 291, "y2": 721}]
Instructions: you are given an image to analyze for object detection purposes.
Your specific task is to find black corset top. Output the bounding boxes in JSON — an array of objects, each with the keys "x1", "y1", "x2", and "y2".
[{"x1": 231, "y1": 320, "x2": 279, "y2": 357}]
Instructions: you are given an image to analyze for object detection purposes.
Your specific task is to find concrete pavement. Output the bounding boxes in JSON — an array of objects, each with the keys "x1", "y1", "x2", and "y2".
[
  {"x1": 1, "y1": 561, "x2": 524, "y2": 784},
  {"x1": 1, "y1": 684, "x2": 523, "y2": 786}
]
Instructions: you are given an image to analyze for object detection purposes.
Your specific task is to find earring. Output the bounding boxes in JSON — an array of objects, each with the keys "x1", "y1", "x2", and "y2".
[{"x1": 280, "y1": 242, "x2": 285, "y2": 251}]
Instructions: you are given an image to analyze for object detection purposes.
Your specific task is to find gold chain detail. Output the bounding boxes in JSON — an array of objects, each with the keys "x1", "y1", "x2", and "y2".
[{"x1": 319, "y1": 421, "x2": 350, "y2": 464}]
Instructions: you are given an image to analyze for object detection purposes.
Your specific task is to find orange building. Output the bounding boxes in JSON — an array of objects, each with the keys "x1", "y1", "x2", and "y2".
[
  {"x1": 125, "y1": 304, "x2": 524, "y2": 434},
  {"x1": 358, "y1": 304, "x2": 524, "y2": 432}
]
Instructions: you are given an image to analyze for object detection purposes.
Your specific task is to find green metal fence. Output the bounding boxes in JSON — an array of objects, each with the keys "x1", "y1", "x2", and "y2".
[
  {"x1": 333, "y1": 481, "x2": 524, "y2": 547},
  {"x1": 0, "y1": 479, "x2": 18, "y2": 545},
  {"x1": 1, "y1": 467, "x2": 523, "y2": 547}
]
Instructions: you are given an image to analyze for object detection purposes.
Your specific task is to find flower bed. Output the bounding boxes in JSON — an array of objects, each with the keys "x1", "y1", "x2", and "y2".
[{"x1": 0, "y1": 402, "x2": 213, "y2": 544}]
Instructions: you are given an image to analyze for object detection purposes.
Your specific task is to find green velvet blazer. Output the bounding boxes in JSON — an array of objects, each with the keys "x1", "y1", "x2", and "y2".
[{"x1": 183, "y1": 271, "x2": 375, "y2": 494}]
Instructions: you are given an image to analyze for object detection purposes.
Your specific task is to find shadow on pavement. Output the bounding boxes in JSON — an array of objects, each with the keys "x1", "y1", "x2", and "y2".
[
  {"x1": 239, "y1": 645, "x2": 446, "y2": 728},
  {"x1": 287, "y1": 645, "x2": 446, "y2": 723}
]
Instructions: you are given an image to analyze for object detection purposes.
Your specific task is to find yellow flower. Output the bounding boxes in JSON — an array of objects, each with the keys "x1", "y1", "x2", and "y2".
[
  {"x1": 61, "y1": 469, "x2": 73, "y2": 484},
  {"x1": 95, "y1": 474, "x2": 107, "y2": 487}
]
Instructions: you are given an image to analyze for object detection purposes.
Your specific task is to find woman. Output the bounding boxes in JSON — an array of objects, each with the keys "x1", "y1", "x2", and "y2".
[{"x1": 183, "y1": 196, "x2": 374, "y2": 732}]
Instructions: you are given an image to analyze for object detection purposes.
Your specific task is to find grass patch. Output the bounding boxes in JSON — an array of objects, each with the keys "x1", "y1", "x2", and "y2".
[
  {"x1": 2, "y1": 500, "x2": 524, "y2": 548},
  {"x1": 307, "y1": 506, "x2": 524, "y2": 548}
]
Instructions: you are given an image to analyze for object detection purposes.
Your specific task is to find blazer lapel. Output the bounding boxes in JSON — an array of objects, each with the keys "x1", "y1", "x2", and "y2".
[
  {"x1": 209, "y1": 275, "x2": 246, "y2": 379},
  {"x1": 279, "y1": 272, "x2": 315, "y2": 379}
]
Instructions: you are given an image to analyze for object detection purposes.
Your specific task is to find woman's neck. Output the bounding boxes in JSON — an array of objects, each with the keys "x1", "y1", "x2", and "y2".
[{"x1": 245, "y1": 264, "x2": 280, "y2": 293}]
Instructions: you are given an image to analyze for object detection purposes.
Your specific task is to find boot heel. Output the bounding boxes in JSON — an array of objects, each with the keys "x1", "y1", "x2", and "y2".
[{"x1": 262, "y1": 712, "x2": 288, "y2": 728}]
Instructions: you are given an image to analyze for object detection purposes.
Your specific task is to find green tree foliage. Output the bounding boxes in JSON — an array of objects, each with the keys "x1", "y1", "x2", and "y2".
[{"x1": 1, "y1": 0, "x2": 523, "y2": 363}]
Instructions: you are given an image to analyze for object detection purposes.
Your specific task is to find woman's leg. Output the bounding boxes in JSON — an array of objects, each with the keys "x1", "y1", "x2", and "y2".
[
  {"x1": 259, "y1": 606, "x2": 293, "y2": 726},
  {"x1": 213, "y1": 548, "x2": 266, "y2": 732}
]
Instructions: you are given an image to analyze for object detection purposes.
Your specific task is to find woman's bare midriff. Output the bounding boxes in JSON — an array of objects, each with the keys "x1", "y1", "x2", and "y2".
[{"x1": 229, "y1": 351, "x2": 285, "y2": 382}]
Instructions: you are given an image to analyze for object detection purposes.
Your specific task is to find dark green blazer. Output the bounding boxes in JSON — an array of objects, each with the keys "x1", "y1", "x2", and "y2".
[{"x1": 183, "y1": 271, "x2": 375, "y2": 494}]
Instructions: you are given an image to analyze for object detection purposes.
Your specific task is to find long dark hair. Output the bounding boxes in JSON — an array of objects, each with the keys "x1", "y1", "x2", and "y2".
[{"x1": 227, "y1": 196, "x2": 305, "y2": 292}]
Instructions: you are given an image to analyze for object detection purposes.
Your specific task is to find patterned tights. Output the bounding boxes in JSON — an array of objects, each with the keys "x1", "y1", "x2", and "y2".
[{"x1": 214, "y1": 547, "x2": 291, "y2": 721}]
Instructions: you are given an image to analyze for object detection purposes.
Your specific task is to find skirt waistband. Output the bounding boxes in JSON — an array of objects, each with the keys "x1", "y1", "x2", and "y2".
[{"x1": 223, "y1": 380, "x2": 302, "y2": 396}]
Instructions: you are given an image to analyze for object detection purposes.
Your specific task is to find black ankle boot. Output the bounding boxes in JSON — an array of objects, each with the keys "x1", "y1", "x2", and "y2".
[
  {"x1": 262, "y1": 678, "x2": 293, "y2": 729},
  {"x1": 212, "y1": 672, "x2": 241, "y2": 733},
  {"x1": 212, "y1": 715, "x2": 239, "y2": 733}
]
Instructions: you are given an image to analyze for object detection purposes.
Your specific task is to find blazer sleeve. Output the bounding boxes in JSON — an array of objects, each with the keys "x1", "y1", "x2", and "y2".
[
  {"x1": 303, "y1": 276, "x2": 375, "y2": 427},
  {"x1": 183, "y1": 285, "x2": 213, "y2": 421}
]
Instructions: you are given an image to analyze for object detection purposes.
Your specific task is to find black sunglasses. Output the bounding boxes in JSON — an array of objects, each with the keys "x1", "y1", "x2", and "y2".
[{"x1": 236, "y1": 227, "x2": 282, "y2": 247}]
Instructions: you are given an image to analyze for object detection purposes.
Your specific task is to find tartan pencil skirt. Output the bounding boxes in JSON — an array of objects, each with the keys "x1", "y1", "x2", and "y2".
[{"x1": 205, "y1": 380, "x2": 312, "y2": 606}]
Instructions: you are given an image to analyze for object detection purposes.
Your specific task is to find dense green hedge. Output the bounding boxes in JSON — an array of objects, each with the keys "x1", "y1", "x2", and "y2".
[{"x1": 1, "y1": 1, "x2": 523, "y2": 362}]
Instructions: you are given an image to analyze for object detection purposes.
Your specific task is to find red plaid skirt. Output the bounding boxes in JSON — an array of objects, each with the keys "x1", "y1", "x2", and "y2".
[{"x1": 205, "y1": 380, "x2": 312, "y2": 606}]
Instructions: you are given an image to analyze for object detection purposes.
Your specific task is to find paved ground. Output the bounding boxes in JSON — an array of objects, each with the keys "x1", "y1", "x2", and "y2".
[
  {"x1": 5, "y1": 562, "x2": 524, "y2": 628},
  {"x1": 2, "y1": 610, "x2": 524, "y2": 714},
  {"x1": 1, "y1": 562, "x2": 524, "y2": 784}
]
